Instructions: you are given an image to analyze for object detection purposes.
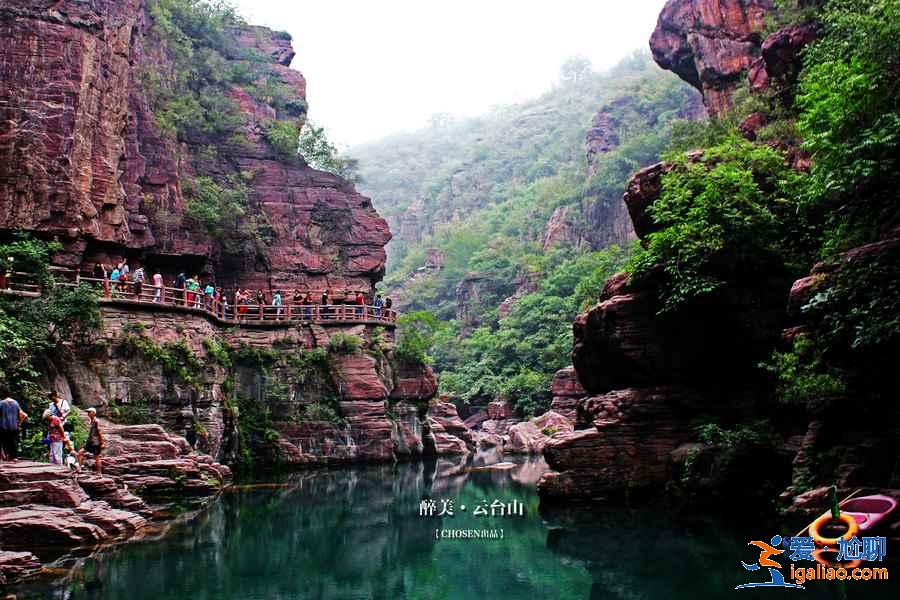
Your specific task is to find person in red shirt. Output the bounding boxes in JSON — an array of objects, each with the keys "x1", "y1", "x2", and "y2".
[
  {"x1": 355, "y1": 291, "x2": 365, "y2": 317},
  {"x1": 44, "y1": 409, "x2": 65, "y2": 465}
]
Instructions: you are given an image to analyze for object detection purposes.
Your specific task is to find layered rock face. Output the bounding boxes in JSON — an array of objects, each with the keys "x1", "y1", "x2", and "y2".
[
  {"x1": 650, "y1": 0, "x2": 773, "y2": 115},
  {"x1": 539, "y1": 161, "x2": 791, "y2": 500},
  {"x1": 580, "y1": 106, "x2": 636, "y2": 250},
  {"x1": 423, "y1": 400, "x2": 476, "y2": 456},
  {"x1": 0, "y1": 418, "x2": 229, "y2": 584},
  {"x1": 0, "y1": 0, "x2": 389, "y2": 291},
  {"x1": 548, "y1": 366, "x2": 586, "y2": 422},
  {"x1": 54, "y1": 303, "x2": 435, "y2": 466}
]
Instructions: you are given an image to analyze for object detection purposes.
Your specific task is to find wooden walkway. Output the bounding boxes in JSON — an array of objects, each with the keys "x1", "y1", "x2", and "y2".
[{"x1": 0, "y1": 270, "x2": 397, "y2": 328}]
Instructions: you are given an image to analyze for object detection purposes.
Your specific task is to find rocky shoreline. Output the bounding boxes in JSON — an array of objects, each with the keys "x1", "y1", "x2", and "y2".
[{"x1": 0, "y1": 419, "x2": 230, "y2": 586}]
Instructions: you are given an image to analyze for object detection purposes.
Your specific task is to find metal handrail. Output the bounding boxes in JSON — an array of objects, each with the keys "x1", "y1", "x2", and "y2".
[{"x1": 0, "y1": 270, "x2": 397, "y2": 326}]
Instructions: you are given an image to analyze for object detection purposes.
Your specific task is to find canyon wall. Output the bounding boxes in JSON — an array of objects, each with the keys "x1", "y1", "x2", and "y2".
[
  {"x1": 650, "y1": 0, "x2": 772, "y2": 115},
  {"x1": 44, "y1": 302, "x2": 439, "y2": 465},
  {"x1": 0, "y1": 0, "x2": 389, "y2": 292},
  {"x1": 540, "y1": 0, "x2": 900, "y2": 510}
]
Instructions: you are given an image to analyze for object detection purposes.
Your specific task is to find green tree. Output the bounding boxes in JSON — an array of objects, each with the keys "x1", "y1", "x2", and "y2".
[{"x1": 298, "y1": 121, "x2": 359, "y2": 181}]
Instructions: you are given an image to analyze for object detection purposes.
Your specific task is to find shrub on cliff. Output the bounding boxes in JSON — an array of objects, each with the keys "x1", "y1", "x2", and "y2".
[
  {"x1": 264, "y1": 119, "x2": 301, "y2": 161},
  {"x1": 628, "y1": 135, "x2": 809, "y2": 311},
  {"x1": 298, "y1": 121, "x2": 360, "y2": 181},
  {"x1": 327, "y1": 333, "x2": 363, "y2": 355}
]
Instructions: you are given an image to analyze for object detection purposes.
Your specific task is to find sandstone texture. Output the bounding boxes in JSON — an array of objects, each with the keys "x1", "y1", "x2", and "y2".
[
  {"x1": 541, "y1": 156, "x2": 790, "y2": 500},
  {"x1": 749, "y1": 22, "x2": 819, "y2": 100},
  {"x1": 0, "y1": 419, "x2": 229, "y2": 584},
  {"x1": 505, "y1": 411, "x2": 574, "y2": 455},
  {"x1": 651, "y1": 0, "x2": 773, "y2": 115},
  {"x1": 424, "y1": 401, "x2": 476, "y2": 456},
  {"x1": 549, "y1": 366, "x2": 587, "y2": 423},
  {"x1": 0, "y1": 0, "x2": 389, "y2": 292},
  {"x1": 53, "y1": 303, "x2": 434, "y2": 466}
]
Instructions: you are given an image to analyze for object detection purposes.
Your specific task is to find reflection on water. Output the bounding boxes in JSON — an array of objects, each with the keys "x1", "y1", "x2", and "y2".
[{"x1": 10, "y1": 454, "x2": 900, "y2": 600}]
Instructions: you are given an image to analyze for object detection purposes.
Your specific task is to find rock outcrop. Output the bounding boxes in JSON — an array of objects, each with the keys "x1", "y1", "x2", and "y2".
[
  {"x1": 0, "y1": 0, "x2": 389, "y2": 292},
  {"x1": 505, "y1": 411, "x2": 574, "y2": 455},
  {"x1": 540, "y1": 154, "x2": 792, "y2": 500},
  {"x1": 748, "y1": 22, "x2": 819, "y2": 101},
  {"x1": 54, "y1": 303, "x2": 435, "y2": 466},
  {"x1": 580, "y1": 104, "x2": 637, "y2": 250},
  {"x1": 0, "y1": 551, "x2": 42, "y2": 585},
  {"x1": 541, "y1": 206, "x2": 580, "y2": 250},
  {"x1": 585, "y1": 111, "x2": 621, "y2": 175},
  {"x1": 0, "y1": 419, "x2": 229, "y2": 584},
  {"x1": 650, "y1": 0, "x2": 773, "y2": 115},
  {"x1": 549, "y1": 367, "x2": 586, "y2": 422},
  {"x1": 424, "y1": 400, "x2": 476, "y2": 455}
]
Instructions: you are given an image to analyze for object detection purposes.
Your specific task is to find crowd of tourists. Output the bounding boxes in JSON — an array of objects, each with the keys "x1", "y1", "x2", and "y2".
[
  {"x1": 85, "y1": 260, "x2": 393, "y2": 321},
  {"x1": 0, "y1": 390, "x2": 104, "y2": 475}
]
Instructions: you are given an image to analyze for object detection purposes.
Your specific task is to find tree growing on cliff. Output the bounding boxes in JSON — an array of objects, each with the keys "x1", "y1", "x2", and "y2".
[{"x1": 298, "y1": 121, "x2": 360, "y2": 182}]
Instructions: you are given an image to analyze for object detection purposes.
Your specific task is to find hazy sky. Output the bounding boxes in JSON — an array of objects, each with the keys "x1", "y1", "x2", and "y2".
[{"x1": 230, "y1": 0, "x2": 668, "y2": 148}]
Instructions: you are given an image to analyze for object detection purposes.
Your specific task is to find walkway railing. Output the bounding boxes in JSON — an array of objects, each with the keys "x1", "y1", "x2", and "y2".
[{"x1": 0, "y1": 269, "x2": 397, "y2": 326}]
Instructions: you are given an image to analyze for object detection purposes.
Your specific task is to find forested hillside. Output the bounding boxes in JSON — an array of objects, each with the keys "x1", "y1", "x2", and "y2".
[{"x1": 353, "y1": 53, "x2": 702, "y2": 415}]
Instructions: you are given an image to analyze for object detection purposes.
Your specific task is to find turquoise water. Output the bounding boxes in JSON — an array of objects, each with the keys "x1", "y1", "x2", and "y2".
[{"x1": 10, "y1": 456, "x2": 899, "y2": 599}]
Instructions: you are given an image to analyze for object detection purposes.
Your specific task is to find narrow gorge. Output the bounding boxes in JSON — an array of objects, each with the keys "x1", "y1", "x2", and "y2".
[{"x1": 1, "y1": 0, "x2": 898, "y2": 596}]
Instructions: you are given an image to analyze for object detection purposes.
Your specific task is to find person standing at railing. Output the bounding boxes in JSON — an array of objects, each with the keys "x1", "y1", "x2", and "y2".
[
  {"x1": 109, "y1": 265, "x2": 121, "y2": 296},
  {"x1": 119, "y1": 259, "x2": 129, "y2": 279},
  {"x1": 186, "y1": 275, "x2": 201, "y2": 308},
  {"x1": 119, "y1": 271, "x2": 129, "y2": 297},
  {"x1": 204, "y1": 281, "x2": 215, "y2": 311},
  {"x1": 374, "y1": 293, "x2": 384, "y2": 318},
  {"x1": 255, "y1": 289, "x2": 265, "y2": 309},
  {"x1": 321, "y1": 290, "x2": 331, "y2": 320},
  {"x1": 132, "y1": 266, "x2": 145, "y2": 299},
  {"x1": 174, "y1": 272, "x2": 186, "y2": 304},
  {"x1": 92, "y1": 262, "x2": 105, "y2": 280},
  {"x1": 273, "y1": 290, "x2": 283, "y2": 319},
  {"x1": 355, "y1": 291, "x2": 365, "y2": 317},
  {"x1": 302, "y1": 292, "x2": 313, "y2": 320},
  {"x1": 184, "y1": 275, "x2": 194, "y2": 307},
  {"x1": 237, "y1": 289, "x2": 248, "y2": 321},
  {"x1": 152, "y1": 270, "x2": 163, "y2": 303}
]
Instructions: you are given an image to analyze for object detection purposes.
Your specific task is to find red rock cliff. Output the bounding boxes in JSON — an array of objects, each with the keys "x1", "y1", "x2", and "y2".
[
  {"x1": 0, "y1": 0, "x2": 390, "y2": 292},
  {"x1": 650, "y1": 0, "x2": 773, "y2": 115}
]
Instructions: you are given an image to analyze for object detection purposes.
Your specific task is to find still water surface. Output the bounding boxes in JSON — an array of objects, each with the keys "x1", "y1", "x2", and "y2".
[{"x1": 11, "y1": 456, "x2": 899, "y2": 600}]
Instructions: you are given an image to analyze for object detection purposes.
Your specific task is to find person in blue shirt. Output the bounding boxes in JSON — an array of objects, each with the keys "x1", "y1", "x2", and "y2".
[
  {"x1": 204, "y1": 282, "x2": 215, "y2": 310},
  {"x1": 109, "y1": 266, "x2": 120, "y2": 295},
  {"x1": 0, "y1": 393, "x2": 28, "y2": 461}
]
